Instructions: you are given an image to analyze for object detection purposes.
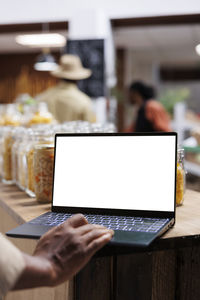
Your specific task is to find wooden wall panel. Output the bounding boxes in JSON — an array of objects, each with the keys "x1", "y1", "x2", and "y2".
[
  {"x1": 115, "y1": 252, "x2": 153, "y2": 300},
  {"x1": 152, "y1": 250, "x2": 176, "y2": 300},
  {"x1": 175, "y1": 246, "x2": 200, "y2": 300},
  {"x1": 75, "y1": 256, "x2": 113, "y2": 300},
  {"x1": 0, "y1": 53, "x2": 59, "y2": 103}
]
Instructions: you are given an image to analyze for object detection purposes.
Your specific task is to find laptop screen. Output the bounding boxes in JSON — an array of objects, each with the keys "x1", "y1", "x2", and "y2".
[{"x1": 53, "y1": 134, "x2": 176, "y2": 213}]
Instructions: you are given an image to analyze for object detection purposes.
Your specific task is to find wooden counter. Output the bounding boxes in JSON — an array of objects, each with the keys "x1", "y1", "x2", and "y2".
[{"x1": 0, "y1": 182, "x2": 200, "y2": 299}]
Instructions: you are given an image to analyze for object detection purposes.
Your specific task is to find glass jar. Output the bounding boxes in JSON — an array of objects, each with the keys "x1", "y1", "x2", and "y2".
[
  {"x1": 0, "y1": 104, "x2": 6, "y2": 126},
  {"x1": 11, "y1": 127, "x2": 26, "y2": 184},
  {"x1": 20, "y1": 104, "x2": 35, "y2": 127},
  {"x1": 27, "y1": 102, "x2": 54, "y2": 126},
  {"x1": 33, "y1": 144, "x2": 54, "y2": 203},
  {"x1": 25, "y1": 129, "x2": 54, "y2": 197},
  {"x1": 91, "y1": 123, "x2": 103, "y2": 133},
  {"x1": 3, "y1": 104, "x2": 21, "y2": 126},
  {"x1": 2, "y1": 126, "x2": 15, "y2": 184},
  {"x1": 176, "y1": 148, "x2": 186, "y2": 206},
  {"x1": 103, "y1": 123, "x2": 116, "y2": 133},
  {"x1": 62, "y1": 121, "x2": 78, "y2": 133},
  {"x1": 74, "y1": 121, "x2": 91, "y2": 133},
  {"x1": 17, "y1": 128, "x2": 32, "y2": 190},
  {"x1": 0, "y1": 127, "x2": 6, "y2": 179}
]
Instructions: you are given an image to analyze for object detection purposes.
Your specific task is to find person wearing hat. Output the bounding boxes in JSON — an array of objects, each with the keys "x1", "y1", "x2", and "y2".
[{"x1": 37, "y1": 54, "x2": 96, "y2": 123}]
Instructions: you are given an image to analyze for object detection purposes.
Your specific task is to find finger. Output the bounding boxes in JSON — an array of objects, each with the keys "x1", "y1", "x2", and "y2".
[
  {"x1": 67, "y1": 214, "x2": 88, "y2": 228},
  {"x1": 87, "y1": 232, "x2": 114, "y2": 256},
  {"x1": 75, "y1": 223, "x2": 108, "y2": 236},
  {"x1": 83, "y1": 228, "x2": 114, "y2": 245}
]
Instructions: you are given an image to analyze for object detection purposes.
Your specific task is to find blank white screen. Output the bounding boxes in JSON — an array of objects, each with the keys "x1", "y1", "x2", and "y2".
[{"x1": 53, "y1": 135, "x2": 176, "y2": 212}]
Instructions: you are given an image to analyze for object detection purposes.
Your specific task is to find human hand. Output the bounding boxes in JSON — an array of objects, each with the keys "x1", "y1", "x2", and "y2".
[
  {"x1": 34, "y1": 213, "x2": 114, "y2": 286},
  {"x1": 14, "y1": 214, "x2": 113, "y2": 289}
]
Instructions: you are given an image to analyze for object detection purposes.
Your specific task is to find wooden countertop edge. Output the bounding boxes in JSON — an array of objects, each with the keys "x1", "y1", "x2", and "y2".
[
  {"x1": 0, "y1": 195, "x2": 25, "y2": 225},
  {"x1": 0, "y1": 183, "x2": 50, "y2": 225}
]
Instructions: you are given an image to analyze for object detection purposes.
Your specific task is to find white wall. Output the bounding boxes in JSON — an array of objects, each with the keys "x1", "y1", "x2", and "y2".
[
  {"x1": 125, "y1": 50, "x2": 157, "y2": 86},
  {"x1": 1, "y1": 0, "x2": 200, "y2": 24}
]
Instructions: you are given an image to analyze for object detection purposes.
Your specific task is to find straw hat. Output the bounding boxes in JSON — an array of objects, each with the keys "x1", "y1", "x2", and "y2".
[{"x1": 51, "y1": 54, "x2": 92, "y2": 80}]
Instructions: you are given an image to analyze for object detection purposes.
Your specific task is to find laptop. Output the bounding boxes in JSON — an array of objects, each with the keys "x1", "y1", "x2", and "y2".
[{"x1": 7, "y1": 133, "x2": 177, "y2": 247}]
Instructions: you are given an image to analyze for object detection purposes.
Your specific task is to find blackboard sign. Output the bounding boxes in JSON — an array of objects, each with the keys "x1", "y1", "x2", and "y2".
[{"x1": 66, "y1": 39, "x2": 105, "y2": 98}]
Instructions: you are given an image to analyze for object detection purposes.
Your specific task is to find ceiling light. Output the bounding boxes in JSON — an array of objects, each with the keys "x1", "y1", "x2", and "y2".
[
  {"x1": 195, "y1": 44, "x2": 200, "y2": 56},
  {"x1": 16, "y1": 33, "x2": 66, "y2": 48},
  {"x1": 34, "y1": 51, "x2": 58, "y2": 71}
]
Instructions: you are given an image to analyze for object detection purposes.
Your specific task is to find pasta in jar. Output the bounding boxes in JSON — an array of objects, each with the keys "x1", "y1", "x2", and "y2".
[
  {"x1": 176, "y1": 149, "x2": 185, "y2": 206},
  {"x1": 25, "y1": 130, "x2": 54, "y2": 197},
  {"x1": 2, "y1": 127, "x2": 14, "y2": 183},
  {"x1": 33, "y1": 144, "x2": 54, "y2": 203},
  {"x1": 176, "y1": 163, "x2": 184, "y2": 206}
]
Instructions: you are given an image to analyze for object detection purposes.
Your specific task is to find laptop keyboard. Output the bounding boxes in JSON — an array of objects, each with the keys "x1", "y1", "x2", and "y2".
[{"x1": 29, "y1": 212, "x2": 170, "y2": 233}]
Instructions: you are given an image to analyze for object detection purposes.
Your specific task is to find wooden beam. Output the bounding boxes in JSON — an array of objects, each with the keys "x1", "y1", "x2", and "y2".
[
  {"x1": 0, "y1": 21, "x2": 68, "y2": 34},
  {"x1": 112, "y1": 13, "x2": 200, "y2": 28}
]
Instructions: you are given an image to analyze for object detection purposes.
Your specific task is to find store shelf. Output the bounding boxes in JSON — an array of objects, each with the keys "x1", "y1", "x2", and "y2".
[{"x1": 185, "y1": 160, "x2": 200, "y2": 177}]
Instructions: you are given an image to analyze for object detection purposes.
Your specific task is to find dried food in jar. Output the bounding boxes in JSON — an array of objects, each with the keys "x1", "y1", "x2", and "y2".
[
  {"x1": 28, "y1": 112, "x2": 53, "y2": 125},
  {"x1": 27, "y1": 103, "x2": 54, "y2": 126},
  {"x1": 34, "y1": 144, "x2": 54, "y2": 203},
  {"x1": 176, "y1": 163, "x2": 184, "y2": 206},
  {"x1": 3, "y1": 117, "x2": 20, "y2": 126},
  {"x1": 3, "y1": 134, "x2": 14, "y2": 182}
]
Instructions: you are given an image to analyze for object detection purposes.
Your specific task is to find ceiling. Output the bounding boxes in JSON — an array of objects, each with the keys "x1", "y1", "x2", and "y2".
[
  {"x1": 113, "y1": 24, "x2": 200, "y2": 65},
  {"x1": 0, "y1": 24, "x2": 200, "y2": 66}
]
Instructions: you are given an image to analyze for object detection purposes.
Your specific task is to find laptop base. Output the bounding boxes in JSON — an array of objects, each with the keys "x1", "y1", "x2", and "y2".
[{"x1": 6, "y1": 212, "x2": 173, "y2": 247}]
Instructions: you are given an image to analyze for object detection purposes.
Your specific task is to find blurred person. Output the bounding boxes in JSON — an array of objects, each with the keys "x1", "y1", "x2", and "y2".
[
  {"x1": 0, "y1": 214, "x2": 113, "y2": 297},
  {"x1": 126, "y1": 81, "x2": 171, "y2": 132},
  {"x1": 37, "y1": 54, "x2": 96, "y2": 123}
]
